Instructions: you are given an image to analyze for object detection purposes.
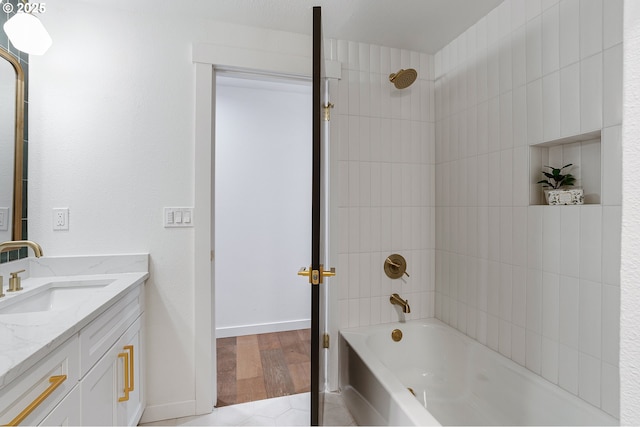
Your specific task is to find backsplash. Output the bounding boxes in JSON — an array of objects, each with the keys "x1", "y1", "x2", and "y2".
[{"x1": 0, "y1": 0, "x2": 28, "y2": 263}]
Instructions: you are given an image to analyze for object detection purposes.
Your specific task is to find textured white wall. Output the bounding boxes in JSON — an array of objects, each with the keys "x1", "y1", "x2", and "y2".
[
  {"x1": 30, "y1": 3, "x2": 198, "y2": 416},
  {"x1": 621, "y1": 1, "x2": 640, "y2": 423}
]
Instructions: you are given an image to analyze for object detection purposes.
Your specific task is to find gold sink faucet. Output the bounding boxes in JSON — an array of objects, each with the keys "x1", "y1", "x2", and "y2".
[
  {"x1": 390, "y1": 293, "x2": 410, "y2": 313},
  {"x1": 0, "y1": 240, "x2": 43, "y2": 258}
]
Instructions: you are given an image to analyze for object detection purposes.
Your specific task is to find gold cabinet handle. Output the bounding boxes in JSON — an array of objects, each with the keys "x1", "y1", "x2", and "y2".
[
  {"x1": 124, "y1": 345, "x2": 134, "y2": 392},
  {"x1": 7, "y1": 375, "x2": 67, "y2": 426},
  {"x1": 118, "y1": 352, "x2": 130, "y2": 402}
]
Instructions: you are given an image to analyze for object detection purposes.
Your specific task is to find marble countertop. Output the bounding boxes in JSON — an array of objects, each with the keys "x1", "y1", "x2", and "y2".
[{"x1": 0, "y1": 254, "x2": 149, "y2": 389}]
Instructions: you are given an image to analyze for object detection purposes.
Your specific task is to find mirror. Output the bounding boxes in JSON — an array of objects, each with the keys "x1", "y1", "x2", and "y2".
[{"x1": 0, "y1": 47, "x2": 24, "y2": 242}]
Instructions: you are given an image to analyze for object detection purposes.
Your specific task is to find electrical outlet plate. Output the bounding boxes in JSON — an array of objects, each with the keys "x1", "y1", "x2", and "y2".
[
  {"x1": 53, "y1": 208, "x2": 69, "y2": 231},
  {"x1": 164, "y1": 207, "x2": 194, "y2": 228},
  {"x1": 0, "y1": 207, "x2": 9, "y2": 231}
]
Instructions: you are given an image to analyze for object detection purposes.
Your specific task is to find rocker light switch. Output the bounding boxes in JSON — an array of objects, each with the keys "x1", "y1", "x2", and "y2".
[{"x1": 164, "y1": 207, "x2": 194, "y2": 228}]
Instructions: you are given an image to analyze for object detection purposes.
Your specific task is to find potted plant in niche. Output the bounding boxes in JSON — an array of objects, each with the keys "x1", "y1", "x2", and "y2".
[{"x1": 537, "y1": 164, "x2": 584, "y2": 205}]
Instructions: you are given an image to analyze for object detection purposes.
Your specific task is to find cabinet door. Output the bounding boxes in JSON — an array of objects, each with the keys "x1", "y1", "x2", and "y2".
[
  {"x1": 80, "y1": 341, "x2": 119, "y2": 425},
  {"x1": 39, "y1": 386, "x2": 81, "y2": 426},
  {"x1": 116, "y1": 317, "x2": 144, "y2": 426},
  {"x1": 80, "y1": 285, "x2": 143, "y2": 376},
  {"x1": 80, "y1": 316, "x2": 143, "y2": 427},
  {"x1": 0, "y1": 336, "x2": 80, "y2": 426}
]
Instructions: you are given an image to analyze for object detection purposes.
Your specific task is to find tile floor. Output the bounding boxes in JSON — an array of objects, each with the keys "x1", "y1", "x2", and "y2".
[{"x1": 140, "y1": 392, "x2": 356, "y2": 426}]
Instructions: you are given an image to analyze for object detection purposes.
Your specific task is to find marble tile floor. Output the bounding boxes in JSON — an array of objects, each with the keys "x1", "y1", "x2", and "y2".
[{"x1": 139, "y1": 392, "x2": 356, "y2": 426}]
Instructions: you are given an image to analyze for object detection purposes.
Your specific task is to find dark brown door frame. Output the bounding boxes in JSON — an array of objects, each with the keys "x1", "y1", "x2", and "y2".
[{"x1": 311, "y1": 5, "x2": 325, "y2": 426}]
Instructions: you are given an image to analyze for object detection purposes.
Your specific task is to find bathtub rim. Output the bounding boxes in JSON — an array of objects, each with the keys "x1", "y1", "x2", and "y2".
[
  {"x1": 340, "y1": 321, "x2": 442, "y2": 426},
  {"x1": 339, "y1": 318, "x2": 618, "y2": 426}
]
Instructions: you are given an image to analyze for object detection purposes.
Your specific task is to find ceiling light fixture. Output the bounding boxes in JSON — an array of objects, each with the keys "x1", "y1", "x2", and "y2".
[{"x1": 3, "y1": 12, "x2": 52, "y2": 55}]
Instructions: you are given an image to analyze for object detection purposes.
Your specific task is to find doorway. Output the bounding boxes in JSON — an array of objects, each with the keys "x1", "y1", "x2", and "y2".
[{"x1": 214, "y1": 72, "x2": 312, "y2": 407}]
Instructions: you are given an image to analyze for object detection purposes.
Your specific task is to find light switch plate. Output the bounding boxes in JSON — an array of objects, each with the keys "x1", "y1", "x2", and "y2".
[{"x1": 164, "y1": 207, "x2": 194, "y2": 228}]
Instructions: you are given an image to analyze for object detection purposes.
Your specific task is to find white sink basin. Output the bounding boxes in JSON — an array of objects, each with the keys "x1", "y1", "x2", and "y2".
[{"x1": 0, "y1": 279, "x2": 115, "y2": 315}]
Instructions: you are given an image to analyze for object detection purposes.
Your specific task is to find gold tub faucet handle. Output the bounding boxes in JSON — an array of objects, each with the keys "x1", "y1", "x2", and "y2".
[{"x1": 384, "y1": 254, "x2": 410, "y2": 278}]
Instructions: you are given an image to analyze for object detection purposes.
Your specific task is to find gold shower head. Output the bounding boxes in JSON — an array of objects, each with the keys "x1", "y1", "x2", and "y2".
[{"x1": 389, "y1": 68, "x2": 417, "y2": 89}]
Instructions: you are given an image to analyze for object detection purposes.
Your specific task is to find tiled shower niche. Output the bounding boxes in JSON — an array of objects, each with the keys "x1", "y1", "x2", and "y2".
[{"x1": 529, "y1": 130, "x2": 602, "y2": 205}]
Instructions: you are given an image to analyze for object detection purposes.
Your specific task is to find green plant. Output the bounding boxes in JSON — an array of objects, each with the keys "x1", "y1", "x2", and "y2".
[{"x1": 537, "y1": 164, "x2": 576, "y2": 189}]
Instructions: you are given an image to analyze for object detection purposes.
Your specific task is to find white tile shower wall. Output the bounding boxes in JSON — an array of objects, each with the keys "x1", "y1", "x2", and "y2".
[
  {"x1": 328, "y1": 39, "x2": 436, "y2": 330},
  {"x1": 434, "y1": 0, "x2": 622, "y2": 418}
]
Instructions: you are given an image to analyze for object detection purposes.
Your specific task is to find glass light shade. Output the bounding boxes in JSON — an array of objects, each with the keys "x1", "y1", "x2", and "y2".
[{"x1": 3, "y1": 13, "x2": 52, "y2": 55}]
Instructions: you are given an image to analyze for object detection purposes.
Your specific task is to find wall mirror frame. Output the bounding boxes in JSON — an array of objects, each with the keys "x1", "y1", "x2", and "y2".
[{"x1": 0, "y1": 46, "x2": 25, "y2": 241}]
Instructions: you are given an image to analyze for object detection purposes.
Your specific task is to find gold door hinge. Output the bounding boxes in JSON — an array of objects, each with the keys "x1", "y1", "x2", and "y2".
[
  {"x1": 322, "y1": 333, "x2": 330, "y2": 349},
  {"x1": 323, "y1": 102, "x2": 334, "y2": 121}
]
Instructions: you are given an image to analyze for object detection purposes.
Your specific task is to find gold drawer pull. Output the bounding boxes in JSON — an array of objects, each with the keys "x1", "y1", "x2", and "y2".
[
  {"x1": 124, "y1": 345, "x2": 134, "y2": 392},
  {"x1": 118, "y1": 352, "x2": 130, "y2": 402},
  {"x1": 7, "y1": 374, "x2": 67, "y2": 426}
]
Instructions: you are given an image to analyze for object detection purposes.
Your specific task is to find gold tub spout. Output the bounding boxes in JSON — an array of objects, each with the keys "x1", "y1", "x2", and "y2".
[
  {"x1": 0, "y1": 240, "x2": 43, "y2": 258},
  {"x1": 390, "y1": 293, "x2": 410, "y2": 313}
]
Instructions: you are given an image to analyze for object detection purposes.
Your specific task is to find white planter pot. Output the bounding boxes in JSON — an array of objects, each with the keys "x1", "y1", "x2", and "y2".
[{"x1": 544, "y1": 188, "x2": 584, "y2": 205}]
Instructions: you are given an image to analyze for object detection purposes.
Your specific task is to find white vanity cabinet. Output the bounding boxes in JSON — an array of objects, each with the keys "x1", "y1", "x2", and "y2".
[
  {"x1": 81, "y1": 317, "x2": 144, "y2": 425},
  {"x1": 0, "y1": 335, "x2": 81, "y2": 426},
  {"x1": 39, "y1": 386, "x2": 82, "y2": 425},
  {"x1": 0, "y1": 280, "x2": 145, "y2": 426},
  {"x1": 80, "y1": 282, "x2": 144, "y2": 427}
]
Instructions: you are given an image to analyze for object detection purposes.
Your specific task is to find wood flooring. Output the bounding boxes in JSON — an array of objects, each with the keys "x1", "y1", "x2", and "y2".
[{"x1": 216, "y1": 329, "x2": 311, "y2": 407}]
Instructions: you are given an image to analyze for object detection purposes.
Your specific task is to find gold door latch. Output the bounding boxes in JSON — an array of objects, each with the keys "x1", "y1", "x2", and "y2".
[{"x1": 298, "y1": 264, "x2": 336, "y2": 285}]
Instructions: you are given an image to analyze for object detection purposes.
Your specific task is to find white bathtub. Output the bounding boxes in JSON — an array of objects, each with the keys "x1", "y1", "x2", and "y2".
[{"x1": 339, "y1": 318, "x2": 618, "y2": 426}]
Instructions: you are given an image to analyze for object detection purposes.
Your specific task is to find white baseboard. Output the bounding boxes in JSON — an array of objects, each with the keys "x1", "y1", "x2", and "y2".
[
  {"x1": 140, "y1": 400, "x2": 198, "y2": 424},
  {"x1": 215, "y1": 319, "x2": 310, "y2": 338}
]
